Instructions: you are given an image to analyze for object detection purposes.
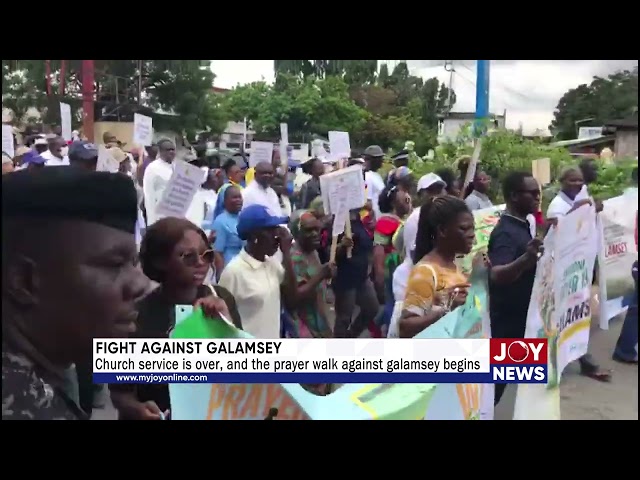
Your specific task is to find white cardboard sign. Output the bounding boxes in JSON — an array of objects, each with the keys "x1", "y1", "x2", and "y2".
[{"x1": 133, "y1": 113, "x2": 153, "y2": 146}]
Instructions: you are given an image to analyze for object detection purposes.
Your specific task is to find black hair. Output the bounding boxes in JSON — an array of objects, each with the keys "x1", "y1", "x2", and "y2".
[
  {"x1": 502, "y1": 171, "x2": 533, "y2": 204},
  {"x1": 378, "y1": 186, "x2": 401, "y2": 214},
  {"x1": 413, "y1": 195, "x2": 470, "y2": 263},
  {"x1": 222, "y1": 158, "x2": 237, "y2": 175},
  {"x1": 145, "y1": 144, "x2": 158, "y2": 155},
  {"x1": 157, "y1": 139, "x2": 174, "y2": 150},
  {"x1": 301, "y1": 157, "x2": 321, "y2": 175},
  {"x1": 140, "y1": 217, "x2": 208, "y2": 283},
  {"x1": 435, "y1": 168, "x2": 456, "y2": 191}
]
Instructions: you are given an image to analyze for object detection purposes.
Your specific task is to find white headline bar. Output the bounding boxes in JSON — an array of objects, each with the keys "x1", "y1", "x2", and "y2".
[{"x1": 93, "y1": 338, "x2": 490, "y2": 374}]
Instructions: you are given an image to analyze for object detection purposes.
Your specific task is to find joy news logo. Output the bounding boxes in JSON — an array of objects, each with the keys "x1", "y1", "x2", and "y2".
[{"x1": 489, "y1": 339, "x2": 548, "y2": 383}]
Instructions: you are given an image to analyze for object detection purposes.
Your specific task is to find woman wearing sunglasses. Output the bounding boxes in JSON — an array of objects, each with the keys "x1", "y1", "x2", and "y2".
[{"x1": 109, "y1": 217, "x2": 242, "y2": 420}]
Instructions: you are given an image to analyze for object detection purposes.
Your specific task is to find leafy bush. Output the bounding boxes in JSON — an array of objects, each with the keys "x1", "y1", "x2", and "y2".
[{"x1": 382, "y1": 126, "x2": 636, "y2": 206}]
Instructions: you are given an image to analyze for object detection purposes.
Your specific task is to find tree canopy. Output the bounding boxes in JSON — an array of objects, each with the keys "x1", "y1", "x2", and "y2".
[
  {"x1": 2, "y1": 60, "x2": 226, "y2": 137},
  {"x1": 3, "y1": 60, "x2": 455, "y2": 150},
  {"x1": 220, "y1": 61, "x2": 455, "y2": 150},
  {"x1": 550, "y1": 66, "x2": 638, "y2": 140}
]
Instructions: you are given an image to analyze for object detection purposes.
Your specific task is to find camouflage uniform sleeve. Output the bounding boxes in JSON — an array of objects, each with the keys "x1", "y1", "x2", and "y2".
[{"x1": 2, "y1": 352, "x2": 81, "y2": 420}]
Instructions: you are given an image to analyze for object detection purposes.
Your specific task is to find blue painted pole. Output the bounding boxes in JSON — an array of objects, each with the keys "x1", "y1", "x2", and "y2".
[{"x1": 475, "y1": 60, "x2": 490, "y2": 136}]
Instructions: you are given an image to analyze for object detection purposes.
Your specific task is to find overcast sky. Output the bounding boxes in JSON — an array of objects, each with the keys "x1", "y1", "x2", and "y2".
[{"x1": 210, "y1": 60, "x2": 637, "y2": 135}]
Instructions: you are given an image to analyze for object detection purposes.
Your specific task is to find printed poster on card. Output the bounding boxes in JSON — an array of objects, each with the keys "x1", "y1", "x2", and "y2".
[
  {"x1": 597, "y1": 191, "x2": 638, "y2": 327},
  {"x1": 328, "y1": 131, "x2": 351, "y2": 160},
  {"x1": 133, "y1": 113, "x2": 153, "y2": 146},
  {"x1": 319, "y1": 165, "x2": 366, "y2": 215},
  {"x1": 155, "y1": 160, "x2": 205, "y2": 219},
  {"x1": 249, "y1": 141, "x2": 274, "y2": 167}
]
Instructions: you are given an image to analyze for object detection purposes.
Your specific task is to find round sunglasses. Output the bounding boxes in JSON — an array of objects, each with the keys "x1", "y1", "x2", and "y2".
[{"x1": 179, "y1": 249, "x2": 214, "y2": 267}]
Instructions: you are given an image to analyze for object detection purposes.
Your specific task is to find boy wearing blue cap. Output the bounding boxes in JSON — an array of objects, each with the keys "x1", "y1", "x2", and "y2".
[{"x1": 219, "y1": 204, "x2": 298, "y2": 339}]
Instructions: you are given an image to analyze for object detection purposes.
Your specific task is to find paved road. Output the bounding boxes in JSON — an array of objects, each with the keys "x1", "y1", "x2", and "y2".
[{"x1": 92, "y1": 314, "x2": 637, "y2": 420}]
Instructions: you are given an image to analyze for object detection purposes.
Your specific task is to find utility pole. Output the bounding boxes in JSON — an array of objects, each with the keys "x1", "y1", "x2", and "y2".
[
  {"x1": 475, "y1": 60, "x2": 490, "y2": 136},
  {"x1": 82, "y1": 60, "x2": 95, "y2": 142}
]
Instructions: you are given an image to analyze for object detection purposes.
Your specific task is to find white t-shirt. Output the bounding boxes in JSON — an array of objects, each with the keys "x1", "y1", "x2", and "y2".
[
  {"x1": 42, "y1": 150, "x2": 70, "y2": 167},
  {"x1": 365, "y1": 170, "x2": 385, "y2": 220},
  {"x1": 142, "y1": 158, "x2": 173, "y2": 226},
  {"x1": 218, "y1": 249, "x2": 284, "y2": 339},
  {"x1": 546, "y1": 187, "x2": 588, "y2": 219},
  {"x1": 392, "y1": 208, "x2": 420, "y2": 302},
  {"x1": 242, "y1": 181, "x2": 283, "y2": 217}
]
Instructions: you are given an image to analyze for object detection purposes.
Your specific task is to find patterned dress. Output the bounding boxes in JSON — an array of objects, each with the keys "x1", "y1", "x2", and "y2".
[{"x1": 284, "y1": 243, "x2": 331, "y2": 338}]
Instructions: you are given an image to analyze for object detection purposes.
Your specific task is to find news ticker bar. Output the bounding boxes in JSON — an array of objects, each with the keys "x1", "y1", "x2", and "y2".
[{"x1": 94, "y1": 367, "x2": 548, "y2": 385}]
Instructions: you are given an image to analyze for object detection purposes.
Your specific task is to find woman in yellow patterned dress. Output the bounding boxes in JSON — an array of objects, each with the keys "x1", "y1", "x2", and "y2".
[{"x1": 398, "y1": 195, "x2": 476, "y2": 338}]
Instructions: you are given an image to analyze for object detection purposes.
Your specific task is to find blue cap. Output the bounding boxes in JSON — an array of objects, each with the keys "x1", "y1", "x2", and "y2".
[
  {"x1": 236, "y1": 204, "x2": 288, "y2": 240},
  {"x1": 22, "y1": 150, "x2": 47, "y2": 165},
  {"x1": 68, "y1": 141, "x2": 98, "y2": 161}
]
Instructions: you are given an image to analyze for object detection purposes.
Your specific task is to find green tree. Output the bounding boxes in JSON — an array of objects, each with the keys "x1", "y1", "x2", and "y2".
[
  {"x1": 2, "y1": 60, "x2": 227, "y2": 136},
  {"x1": 221, "y1": 74, "x2": 367, "y2": 141},
  {"x1": 550, "y1": 67, "x2": 638, "y2": 140},
  {"x1": 274, "y1": 60, "x2": 378, "y2": 85}
]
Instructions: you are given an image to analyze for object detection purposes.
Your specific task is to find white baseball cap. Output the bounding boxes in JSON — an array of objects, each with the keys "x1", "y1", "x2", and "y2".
[{"x1": 417, "y1": 173, "x2": 446, "y2": 191}]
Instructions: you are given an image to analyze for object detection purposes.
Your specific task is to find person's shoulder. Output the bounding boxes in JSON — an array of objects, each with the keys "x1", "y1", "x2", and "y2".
[
  {"x1": 488, "y1": 220, "x2": 515, "y2": 248},
  {"x1": 2, "y1": 351, "x2": 78, "y2": 420}
]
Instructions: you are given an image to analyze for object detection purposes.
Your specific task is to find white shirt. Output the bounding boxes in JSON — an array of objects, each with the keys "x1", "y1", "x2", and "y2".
[
  {"x1": 143, "y1": 158, "x2": 173, "y2": 226},
  {"x1": 185, "y1": 189, "x2": 218, "y2": 227},
  {"x1": 242, "y1": 181, "x2": 283, "y2": 217},
  {"x1": 185, "y1": 189, "x2": 209, "y2": 227},
  {"x1": 218, "y1": 249, "x2": 284, "y2": 339},
  {"x1": 465, "y1": 190, "x2": 493, "y2": 211},
  {"x1": 547, "y1": 191, "x2": 577, "y2": 219},
  {"x1": 392, "y1": 208, "x2": 420, "y2": 303},
  {"x1": 365, "y1": 170, "x2": 385, "y2": 220},
  {"x1": 42, "y1": 150, "x2": 69, "y2": 167}
]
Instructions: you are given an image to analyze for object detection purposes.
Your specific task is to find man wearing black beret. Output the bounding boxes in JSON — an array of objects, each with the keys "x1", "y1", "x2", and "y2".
[{"x1": 1, "y1": 168, "x2": 149, "y2": 420}]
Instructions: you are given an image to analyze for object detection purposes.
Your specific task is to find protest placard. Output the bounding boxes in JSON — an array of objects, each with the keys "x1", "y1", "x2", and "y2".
[
  {"x1": 328, "y1": 131, "x2": 350, "y2": 160},
  {"x1": 133, "y1": 113, "x2": 153, "y2": 146},
  {"x1": 597, "y1": 191, "x2": 638, "y2": 327},
  {"x1": 155, "y1": 160, "x2": 204, "y2": 219},
  {"x1": 2, "y1": 124, "x2": 14, "y2": 158},
  {"x1": 319, "y1": 165, "x2": 366, "y2": 215},
  {"x1": 168, "y1": 267, "x2": 492, "y2": 421},
  {"x1": 456, "y1": 204, "x2": 505, "y2": 276},
  {"x1": 60, "y1": 102, "x2": 72, "y2": 142},
  {"x1": 531, "y1": 158, "x2": 551, "y2": 186},
  {"x1": 514, "y1": 205, "x2": 598, "y2": 419},
  {"x1": 249, "y1": 141, "x2": 274, "y2": 167},
  {"x1": 280, "y1": 123, "x2": 289, "y2": 172}
]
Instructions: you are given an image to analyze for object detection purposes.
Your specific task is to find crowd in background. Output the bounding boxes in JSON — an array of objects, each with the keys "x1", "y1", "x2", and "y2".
[{"x1": 1, "y1": 128, "x2": 637, "y2": 420}]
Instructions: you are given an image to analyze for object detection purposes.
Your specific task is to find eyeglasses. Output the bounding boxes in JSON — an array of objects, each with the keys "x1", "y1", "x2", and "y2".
[{"x1": 179, "y1": 249, "x2": 214, "y2": 267}]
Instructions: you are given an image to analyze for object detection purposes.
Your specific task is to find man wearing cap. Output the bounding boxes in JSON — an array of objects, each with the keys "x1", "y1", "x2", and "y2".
[
  {"x1": 387, "y1": 150, "x2": 410, "y2": 184},
  {"x1": 218, "y1": 204, "x2": 296, "y2": 339},
  {"x1": 363, "y1": 145, "x2": 386, "y2": 221},
  {"x1": 69, "y1": 141, "x2": 100, "y2": 172},
  {"x1": 42, "y1": 136, "x2": 70, "y2": 167},
  {"x1": 32, "y1": 136, "x2": 50, "y2": 155},
  {"x1": 143, "y1": 139, "x2": 176, "y2": 226},
  {"x1": 2, "y1": 168, "x2": 149, "y2": 419}
]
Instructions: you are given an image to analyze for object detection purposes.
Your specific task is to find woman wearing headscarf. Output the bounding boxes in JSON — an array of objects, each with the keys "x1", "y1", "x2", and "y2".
[
  {"x1": 212, "y1": 185, "x2": 244, "y2": 277},
  {"x1": 109, "y1": 217, "x2": 241, "y2": 420},
  {"x1": 373, "y1": 185, "x2": 413, "y2": 335},
  {"x1": 284, "y1": 211, "x2": 335, "y2": 338}
]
